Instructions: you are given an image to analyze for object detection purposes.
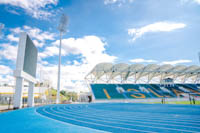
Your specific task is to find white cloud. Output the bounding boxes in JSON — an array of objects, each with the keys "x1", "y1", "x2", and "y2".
[
  {"x1": 129, "y1": 58, "x2": 192, "y2": 65},
  {"x1": 128, "y1": 22, "x2": 186, "y2": 41},
  {"x1": 7, "y1": 34, "x2": 19, "y2": 42},
  {"x1": 104, "y1": 0, "x2": 134, "y2": 5},
  {"x1": 38, "y1": 63, "x2": 90, "y2": 92},
  {"x1": 50, "y1": 36, "x2": 117, "y2": 65},
  {"x1": 23, "y1": 26, "x2": 55, "y2": 42},
  {"x1": 33, "y1": 40, "x2": 44, "y2": 48},
  {"x1": 194, "y1": 0, "x2": 200, "y2": 4},
  {"x1": 181, "y1": 0, "x2": 200, "y2": 5},
  {"x1": 130, "y1": 58, "x2": 157, "y2": 63},
  {"x1": 39, "y1": 46, "x2": 65, "y2": 59},
  {"x1": 39, "y1": 35, "x2": 117, "y2": 92},
  {"x1": 0, "y1": 43, "x2": 18, "y2": 61},
  {"x1": 0, "y1": 0, "x2": 58, "y2": 19},
  {"x1": 0, "y1": 65, "x2": 14, "y2": 86},
  {"x1": 161, "y1": 60, "x2": 192, "y2": 65},
  {"x1": 0, "y1": 65, "x2": 12, "y2": 75},
  {"x1": 10, "y1": 26, "x2": 55, "y2": 47},
  {"x1": 10, "y1": 27, "x2": 23, "y2": 34},
  {"x1": 104, "y1": 0, "x2": 118, "y2": 4},
  {"x1": 6, "y1": 9, "x2": 20, "y2": 15},
  {"x1": 0, "y1": 75, "x2": 15, "y2": 86}
]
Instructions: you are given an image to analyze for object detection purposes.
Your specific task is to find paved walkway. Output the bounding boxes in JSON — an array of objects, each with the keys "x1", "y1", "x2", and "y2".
[{"x1": 0, "y1": 105, "x2": 12, "y2": 111}]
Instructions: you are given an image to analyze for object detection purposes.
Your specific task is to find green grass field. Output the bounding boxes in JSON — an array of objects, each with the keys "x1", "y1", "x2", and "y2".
[
  {"x1": 166, "y1": 101, "x2": 200, "y2": 105},
  {"x1": 144, "y1": 101, "x2": 200, "y2": 105}
]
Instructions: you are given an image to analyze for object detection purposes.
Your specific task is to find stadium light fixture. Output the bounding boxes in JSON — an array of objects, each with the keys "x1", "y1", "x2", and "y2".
[{"x1": 56, "y1": 14, "x2": 68, "y2": 104}]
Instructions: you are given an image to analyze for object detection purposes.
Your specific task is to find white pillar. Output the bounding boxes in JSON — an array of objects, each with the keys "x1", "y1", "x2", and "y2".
[
  {"x1": 28, "y1": 82, "x2": 34, "y2": 107},
  {"x1": 13, "y1": 77, "x2": 24, "y2": 109}
]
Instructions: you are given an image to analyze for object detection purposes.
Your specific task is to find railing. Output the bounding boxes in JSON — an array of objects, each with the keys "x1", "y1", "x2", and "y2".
[{"x1": 0, "y1": 95, "x2": 56, "y2": 112}]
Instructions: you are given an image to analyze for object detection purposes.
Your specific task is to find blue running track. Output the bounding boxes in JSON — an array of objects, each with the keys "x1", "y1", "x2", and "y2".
[{"x1": 1, "y1": 103, "x2": 200, "y2": 133}]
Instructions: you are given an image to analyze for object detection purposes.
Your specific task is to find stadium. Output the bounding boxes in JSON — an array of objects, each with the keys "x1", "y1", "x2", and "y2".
[
  {"x1": 1, "y1": 0, "x2": 200, "y2": 133},
  {"x1": 86, "y1": 63, "x2": 200, "y2": 103},
  {"x1": 1, "y1": 62, "x2": 200, "y2": 132}
]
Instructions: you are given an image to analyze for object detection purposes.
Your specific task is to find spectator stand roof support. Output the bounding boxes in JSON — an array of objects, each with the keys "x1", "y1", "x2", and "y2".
[{"x1": 85, "y1": 63, "x2": 200, "y2": 84}]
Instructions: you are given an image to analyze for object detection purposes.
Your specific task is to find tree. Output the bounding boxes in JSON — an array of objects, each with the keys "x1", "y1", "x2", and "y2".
[{"x1": 60, "y1": 90, "x2": 67, "y2": 97}]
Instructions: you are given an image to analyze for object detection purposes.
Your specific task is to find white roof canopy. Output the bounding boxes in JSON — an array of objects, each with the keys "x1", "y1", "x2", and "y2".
[{"x1": 85, "y1": 63, "x2": 200, "y2": 84}]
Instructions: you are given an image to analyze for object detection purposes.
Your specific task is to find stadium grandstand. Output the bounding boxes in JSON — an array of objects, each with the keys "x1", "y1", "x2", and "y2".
[{"x1": 85, "y1": 63, "x2": 200, "y2": 103}]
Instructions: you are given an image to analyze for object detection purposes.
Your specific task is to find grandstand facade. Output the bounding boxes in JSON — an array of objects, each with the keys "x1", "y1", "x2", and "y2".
[{"x1": 85, "y1": 63, "x2": 200, "y2": 101}]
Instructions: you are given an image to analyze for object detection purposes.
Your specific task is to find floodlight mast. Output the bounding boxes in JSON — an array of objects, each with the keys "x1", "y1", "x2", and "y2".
[
  {"x1": 56, "y1": 14, "x2": 68, "y2": 104},
  {"x1": 198, "y1": 52, "x2": 200, "y2": 64},
  {"x1": 0, "y1": 23, "x2": 4, "y2": 37}
]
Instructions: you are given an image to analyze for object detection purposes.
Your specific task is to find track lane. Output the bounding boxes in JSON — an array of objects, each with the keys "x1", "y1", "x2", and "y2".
[{"x1": 36, "y1": 103, "x2": 200, "y2": 133}]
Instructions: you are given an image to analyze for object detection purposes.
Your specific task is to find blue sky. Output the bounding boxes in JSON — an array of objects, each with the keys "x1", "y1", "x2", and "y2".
[{"x1": 0, "y1": 0, "x2": 199, "y2": 91}]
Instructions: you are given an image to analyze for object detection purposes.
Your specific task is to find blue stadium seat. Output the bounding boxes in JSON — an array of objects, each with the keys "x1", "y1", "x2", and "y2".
[
  {"x1": 177, "y1": 84, "x2": 200, "y2": 97},
  {"x1": 150, "y1": 84, "x2": 175, "y2": 98},
  {"x1": 118, "y1": 84, "x2": 152, "y2": 99},
  {"x1": 90, "y1": 84, "x2": 200, "y2": 100}
]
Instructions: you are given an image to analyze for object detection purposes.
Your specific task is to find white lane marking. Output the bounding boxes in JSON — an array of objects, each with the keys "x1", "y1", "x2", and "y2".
[
  {"x1": 35, "y1": 107, "x2": 108, "y2": 133},
  {"x1": 87, "y1": 106, "x2": 200, "y2": 117},
  {"x1": 49, "y1": 106, "x2": 197, "y2": 133},
  {"x1": 57, "y1": 106, "x2": 200, "y2": 129},
  {"x1": 76, "y1": 105, "x2": 200, "y2": 123},
  {"x1": 67, "y1": 104, "x2": 200, "y2": 120},
  {"x1": 63, "y1": 105, "x2": 200, "y2": 125},
  {"x1": 40, "y1": 106, "x2": 155, "y2": 133}
]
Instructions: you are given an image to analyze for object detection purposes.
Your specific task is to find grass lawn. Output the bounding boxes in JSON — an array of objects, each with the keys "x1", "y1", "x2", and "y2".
[
  {"x1": 166, "y1": 101, "x2": 200, "y2": 105},
  {"x1": 144, "y1": 101, "x2": 200, "y2": 105}
]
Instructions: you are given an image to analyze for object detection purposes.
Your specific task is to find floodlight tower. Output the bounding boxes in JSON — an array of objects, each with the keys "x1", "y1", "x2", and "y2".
[
  {"x1": 0, "y1": 23, "x2": 4, "y2": 37},
  {"x1": 56, "y1": 14, "x2": 68, "y2": 104},
  {"x1": 198, "y1": 52, "x2": 200, "y2": 64}
]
